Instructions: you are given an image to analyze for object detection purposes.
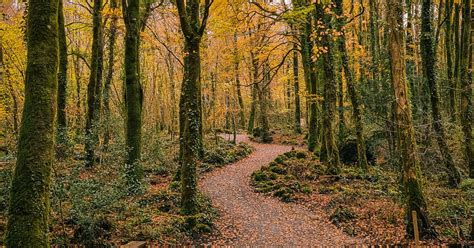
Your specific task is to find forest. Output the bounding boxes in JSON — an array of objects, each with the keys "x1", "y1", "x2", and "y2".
[{"x1": 0, "y1": 0, "x2": 473, "y2": 246}]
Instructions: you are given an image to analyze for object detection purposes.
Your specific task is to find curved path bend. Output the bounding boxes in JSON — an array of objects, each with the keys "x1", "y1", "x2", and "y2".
[{"x1": 200, "y1": 134, "x2": 359, "y2": 246}]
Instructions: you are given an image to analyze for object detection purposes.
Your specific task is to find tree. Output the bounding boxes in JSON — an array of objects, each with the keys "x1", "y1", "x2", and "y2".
[
  {"x1": 334, "y1": 0, "x2": 368, "y2": 169},
  {"x1": 420, "y1": 0, "x2": 461, "y2": 187},
  {"x1": 459, "y1": 0, "x2": 473, "y2": 178},
  {"x1": 293, "y1": 46, "x2": 302, "y2": 134},
  {"x1": 387, "y1": 0, "x2": 437, "y2": 238},
  {"x1": 5, "y1": 0, "x2": 59, "y2": 245},
  {"x1": 122, "y1": 0, "x2": 144, "y2": 193},
  {"x1": 103, "y1": 0, "x2": 119, "y2": 150},
  {"x1": 318, "y1": 2, "x2": 340, "y2": 173},
  {"x1": 56, "y1": 0, "x2": 68, "y2": 153},
  {"x1": 176, "y1": 0, "x2": 212, "y2": 214},
  {"x1": 85, "y1": 0, "x2": 104, "y2": 167}
]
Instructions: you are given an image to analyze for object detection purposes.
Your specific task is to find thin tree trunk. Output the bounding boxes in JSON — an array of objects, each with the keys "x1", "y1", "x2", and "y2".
[
  {"x1": 85, "y1": 0, "x2": 104, "y2": 167},
  {"x1": 103, "y1": 0, "x2": 118, "y2": 150},
  {"x1": 5, "y1": 0, "x2": 59, "y2": 245},
  {"x1": 248, "y1": 52, "x2": 258, "y2": 134},
  {"x1": 233, "y1": 32, "x2": 245, "y2": 129},
  {"x1": 293, "y1": 47, "x2": 302, "y2": 134},
  {"x1": 459, "y1": 0, "x2": 473, "y2": 178},
  {"x1": 421, "y1": 0, "x2": 461, "y2": 187},
  {"x1": 57, "y1": 0, "x2": 68, "y2": 149},
  {"x1": 334, "y1": 0, "x2": 368, "y2": 169}
]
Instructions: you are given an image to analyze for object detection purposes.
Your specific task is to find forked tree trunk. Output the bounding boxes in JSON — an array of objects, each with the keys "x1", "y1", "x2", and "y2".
[{"x1": 6, "y1": 0, "x2": 59, "y2": 245}]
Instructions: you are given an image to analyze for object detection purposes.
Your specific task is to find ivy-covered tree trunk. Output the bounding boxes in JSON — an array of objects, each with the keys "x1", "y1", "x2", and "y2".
[
  {"x1": 459, "y1": 0, "x2": 473, "y2": 178},
  {"x1": 56, "y1": 0, "x2": 68, "y2": 151},
  {"x1": 122, "y1": 0, "x2": 144, "y2": 193},
  {"x1": 388, "y1": 0, "x2": 437, "y2": 239},
  {"x1": 103, "y1": 0, "x2": 118, "y2": 150},
  {"x1": 85, "y1": 0, "x2": 104, "y2": 167},
  {"x1": 176, "y1": 0, "x2": 210, "y2": 214},
  {"x1": 421, "y1": 0, "x2": 461, "y2": 187},
  {"x1": 319, "y1": 3, "x2": 340, "y2": 173},
  {"x1": 293, "y1": 47, "x2": 302, "y2": 134},
  {"x1": 334, "y1": 0, "x2": 368, "y2": 169},
  {"x1": 5, "y1": 0, "x2": 59, "y2": 245}
]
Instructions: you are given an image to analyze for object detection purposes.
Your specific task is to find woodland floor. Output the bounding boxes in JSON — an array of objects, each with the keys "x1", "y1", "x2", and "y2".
[{"x1": 199, "y1": 134, "x2": 360, "y2": 246}]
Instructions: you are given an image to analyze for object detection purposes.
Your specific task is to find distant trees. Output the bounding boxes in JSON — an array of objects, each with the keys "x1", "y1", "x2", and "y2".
[{"x1": 5, "y1": 0, "x2": 59, "y2": 245}]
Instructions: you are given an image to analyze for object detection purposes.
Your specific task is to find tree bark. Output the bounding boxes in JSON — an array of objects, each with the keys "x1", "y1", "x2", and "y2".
[
  {"x1": 233, "y1": 32, "x2": 245, "y2": 129},
  {"x1": 334, "y1": 0, "x2": 368, "y2": 169},
  {"x1": 103, "y1": 0, "x2": 118, "y2": 150},
  {"x1": 57, "y1": 0, "x2": 68, "y2": 148},
  {"x1": 318, "y1": 3, "x2": 340, "y2": 173},
  {"x1": 421, "y1": 0, "x2": 461, "y2": 187},
  {"x1": 459, "y1": 0, "x2": 473, "y2": 178},
  {"x1": 176, "y1": 0, "x2": 210, "y2": 214},
  {"x1": 122, "y1": 0, "x2": 144, "y2": 193},
  {"x1": 6, "y1": 0, "x2": 59, "y2": 245},
  {"x1": 388, "y1": 0, "x2": 437, "y2": 238},
  {"x1": 85, "y1": 0, "x2": 104, "y2": 167},
  {"x1": 293, "y1": 47, "x2": 302, "y2": 134}
]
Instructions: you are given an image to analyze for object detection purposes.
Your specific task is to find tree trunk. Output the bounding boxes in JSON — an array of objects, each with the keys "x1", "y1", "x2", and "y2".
[
  {"x1": 57, "y1": 0, "x2": 68, "y2": 149},
  {"x1": 319, "y1": 3, "x2": 340, "y2": 173},
  {"x1": 421, "y1": 0, "x2": 461, "y2": 187},
  {"x1": 334, "y1": 0, "x2": 368, "y2": 169},
  {"x1": 233, "y1": 32, "x2": 245, "y2": 129},
  {"x1": 103, "y1": 0, "x2": 118, "y2": 150},
  {"x1": 293, "y1": 47, "x2": 302, "y2": 134},
  {"x1": 387, "y1": 0, "x2": 437, "y2": 239},
  {"x1": 85, "y1": 0, "x2": 104, "y2": 167},
  {"x1": 248, "y1": 52, "x2": 258, "y2": 134},
  {"x1": 445, "y1": 0, "x2": 457, "y2": 121},
  {"x1": 123, "y1": 0, "x2": 144, "y2": 193},
  {"x1": 5, "y1": 0, "x2": 59, "y2": 245},
  {"x1": 459, "y1": 0, "x2": 473, "y2": 178}
]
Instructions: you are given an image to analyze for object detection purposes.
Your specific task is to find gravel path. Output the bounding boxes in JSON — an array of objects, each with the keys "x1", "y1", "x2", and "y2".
[{"x1": 200, "y1": 134, "x2": 359, "y2": 246}]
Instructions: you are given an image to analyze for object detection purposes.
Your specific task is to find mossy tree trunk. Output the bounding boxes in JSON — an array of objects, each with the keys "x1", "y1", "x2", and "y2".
[
  {"x1": 258, "y1": 63, "x2": 272, "y2": 143},
  {"x1": 103, "y1": 0, "x2": 118, "y2": 150},
  {"x1": 387, "y1": 0, "x2": 437, "y2": 239},
  {"x1": 318, "y1": 3, "x2": 340, "y2": 173},
  {"x1": 122, "y1": 0, "x2": 144, "y2": 193},
  {"x1": 445, "y1": 0, "x2": 457, "y2": 121},
  {"x1": 176, "y1": 0, "x2": 211, "y2": 214},
  {"x1": 334, "y1": 0, "x2": 368, "y2": 170},
  {"x1": 85, "y1": 0, "x2": 104, "y2": 167},
  {"x1": 459, "y1": 0, "x2": 473, "y2": 178},
  {"x1": 56, "y1": 0, "x2": 68, "y2": 153},
  {"x1": 5, "y1": 0, "x2": 59, "y2": 245},
  {"x1": 293, "y1": 0, "x2": 318, "y2": 152},
  {"x1": 293, "y1": 47, "x2": 302, "y2": 134},
  {"x1": 421, "y1": 0, "x2": 461, "y2": 187}
]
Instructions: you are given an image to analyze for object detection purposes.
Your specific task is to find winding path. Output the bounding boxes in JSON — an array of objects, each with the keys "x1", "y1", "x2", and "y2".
[{"x1": 200, "y1": 134, "x2": 359, "y2": 246}]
